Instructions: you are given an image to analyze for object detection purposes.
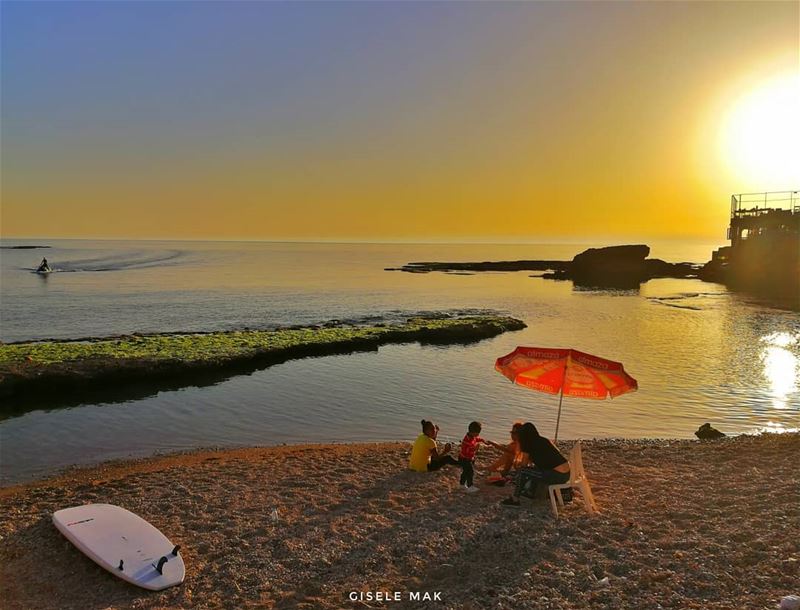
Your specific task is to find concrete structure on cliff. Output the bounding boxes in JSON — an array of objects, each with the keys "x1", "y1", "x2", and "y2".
[
  {"x1": 703, "y1": 191, "x2": 800, "y2": 300},
  {"x1": 728, "y1": 191, "x2": 799, "y2": 247}
]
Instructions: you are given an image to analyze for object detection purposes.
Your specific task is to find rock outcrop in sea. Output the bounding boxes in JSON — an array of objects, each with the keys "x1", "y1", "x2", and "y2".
[
  {"x1": 544, "y1": 245, "x2": 697, "y2": 288},
  {"x1": 391, "y1": 245, "x2": 698, "y2": 289}
]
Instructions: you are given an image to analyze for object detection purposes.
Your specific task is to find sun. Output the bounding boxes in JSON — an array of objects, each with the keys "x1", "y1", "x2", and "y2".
[{"x1": 718, "y1": 72, "x2": 800, "y2": 190}]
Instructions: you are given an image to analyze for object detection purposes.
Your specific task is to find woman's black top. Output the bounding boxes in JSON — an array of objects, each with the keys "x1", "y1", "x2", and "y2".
[{"x1": 521, "y1": 436, "x2": 567, "y2": 470}]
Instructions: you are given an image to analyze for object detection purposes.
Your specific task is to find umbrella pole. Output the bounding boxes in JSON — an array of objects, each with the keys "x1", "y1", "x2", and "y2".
[{"x1": 554, "y1": 385, "x2": 565, "y2": 442}]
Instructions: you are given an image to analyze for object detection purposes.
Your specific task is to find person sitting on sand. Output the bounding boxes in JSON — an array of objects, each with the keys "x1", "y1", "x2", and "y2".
[
  {"x1": 409, "y1": 420, "x2": 460, "y2": 472},
  {"x1": 501, "y1": 422, "x2": 570, "y2": 507},
  {"x1": 485, "y1": 421, "x2": 526, "y2": 477}
]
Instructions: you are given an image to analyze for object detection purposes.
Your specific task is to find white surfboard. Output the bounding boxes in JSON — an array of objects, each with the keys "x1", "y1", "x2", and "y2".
[{"x1": 53, "y1": 504, "x2": 185, "y2": 591}]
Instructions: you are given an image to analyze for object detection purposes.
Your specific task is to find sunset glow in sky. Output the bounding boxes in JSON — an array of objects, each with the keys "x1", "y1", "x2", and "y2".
[{"x1": 2, "y1": 1, "x2": 798, "y2": 241}]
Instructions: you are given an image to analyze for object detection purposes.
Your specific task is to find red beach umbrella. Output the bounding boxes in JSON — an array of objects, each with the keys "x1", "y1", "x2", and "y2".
[{"x1": 495, "y1": 347, "x2": 638, "y2": 441}]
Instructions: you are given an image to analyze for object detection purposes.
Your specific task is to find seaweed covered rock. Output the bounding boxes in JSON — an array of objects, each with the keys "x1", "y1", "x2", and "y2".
[{"x1": 0, "y1": 314, "x2": 526, "y2": 411}]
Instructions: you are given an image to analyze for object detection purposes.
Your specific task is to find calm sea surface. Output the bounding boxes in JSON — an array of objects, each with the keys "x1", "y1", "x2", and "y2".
[{"x1": 1, "y1": 239, "x2": 798, "y2": 484}]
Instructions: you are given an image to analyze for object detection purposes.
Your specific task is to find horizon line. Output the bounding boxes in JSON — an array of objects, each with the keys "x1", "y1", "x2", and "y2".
[{"x1": 0, "y1": 235, "x2": 728, "y2": 246}]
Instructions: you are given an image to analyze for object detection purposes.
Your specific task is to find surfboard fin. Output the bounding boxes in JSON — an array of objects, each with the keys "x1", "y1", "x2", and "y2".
[
  {"x1": 118, "y1": 560, "x2": 124, "y2": 571},
  {"x1": 171, "y1": 545, "x2": 180, "y2": 556},
  {"x1": 153, "y1": 556, "x2": 168, "y2": 575}
]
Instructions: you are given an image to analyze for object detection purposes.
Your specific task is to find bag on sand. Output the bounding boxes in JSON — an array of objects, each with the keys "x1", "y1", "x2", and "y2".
[
  {"x1": 520, "y1": 478, "x2": 539, "y2": 499},
  {"x1": 520, "y1": 479, "x2": 574, "y2": 502}
]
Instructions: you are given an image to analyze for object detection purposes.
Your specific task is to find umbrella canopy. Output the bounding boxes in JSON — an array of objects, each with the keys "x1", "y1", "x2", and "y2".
[{"x1": 495, "y1": 347, "x2": 638, "y2": 439}]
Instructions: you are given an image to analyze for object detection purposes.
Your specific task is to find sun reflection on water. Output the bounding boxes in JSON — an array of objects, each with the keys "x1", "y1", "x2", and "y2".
[{"x1": 761, "y1": 332, "x2": 799, "y2": 409}]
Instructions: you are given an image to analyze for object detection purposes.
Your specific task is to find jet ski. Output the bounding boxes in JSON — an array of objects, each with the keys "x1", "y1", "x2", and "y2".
[{"x1": 35, "y1": 262, "x2": 52, "y2": 274}]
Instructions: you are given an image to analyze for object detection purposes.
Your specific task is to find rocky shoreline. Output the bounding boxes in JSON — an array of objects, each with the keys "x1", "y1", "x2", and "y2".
[
  {"x1": 389, "y1": 242, "x2": 799, "y2": 301},
  {"x1": 386, "y1": 260, "x2": 571, "y2": 274},
  {"x1": 0, "y1": 315, "x2": 525, "y2": 412},
  {"x1": 388, "y1": 245, "x2": 700, "y2": 289}
]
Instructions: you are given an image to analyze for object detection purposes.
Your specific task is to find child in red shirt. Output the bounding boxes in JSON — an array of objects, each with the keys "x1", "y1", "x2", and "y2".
[{"x1": 459, "y1": 421, "x2": 496, "y2": 492}]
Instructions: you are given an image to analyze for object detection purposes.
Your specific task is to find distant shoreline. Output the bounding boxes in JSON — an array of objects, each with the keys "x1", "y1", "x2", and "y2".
[{"x1": 0, "y1": 245, "x2": 50, "y2": 249}]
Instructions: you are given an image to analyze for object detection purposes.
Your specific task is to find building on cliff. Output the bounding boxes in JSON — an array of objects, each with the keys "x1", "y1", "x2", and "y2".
[{"x1": 703, "y1": 191, "x2": 800, "y2": 300}]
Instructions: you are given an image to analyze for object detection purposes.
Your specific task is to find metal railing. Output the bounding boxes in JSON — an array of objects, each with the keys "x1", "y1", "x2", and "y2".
[
  {"x1": 727, "y1": 190, "x2": 800, "y2": 242},
  {"x1": 731, "y1": 190, "x2": 800, "y2": 217}
]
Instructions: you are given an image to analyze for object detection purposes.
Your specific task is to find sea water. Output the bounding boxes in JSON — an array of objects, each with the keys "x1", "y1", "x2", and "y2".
[{"x1": 1, "y1": 239, "x2": 798, "y2": 483}]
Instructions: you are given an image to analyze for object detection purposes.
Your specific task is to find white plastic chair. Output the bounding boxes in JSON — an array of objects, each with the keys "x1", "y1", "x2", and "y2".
[{"x1": 548, "y1": 440, "x2": 598, "y2": 518}]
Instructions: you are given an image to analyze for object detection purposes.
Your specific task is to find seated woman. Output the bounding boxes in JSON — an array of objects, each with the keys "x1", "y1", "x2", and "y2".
[
  {"x1": 409, "y1": 420, "x2": 460, "y2": 472},
  {"x1": 485, "y1": 421, "x2": 526, "y2": 477},
  {"x1": 501, "y1": 422, "x2": 570, "y2": 506}
]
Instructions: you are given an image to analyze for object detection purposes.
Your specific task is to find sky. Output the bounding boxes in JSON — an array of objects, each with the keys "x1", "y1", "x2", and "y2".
[{"x1": 1, "y1": 1, "x2": 798, "y2": 242}]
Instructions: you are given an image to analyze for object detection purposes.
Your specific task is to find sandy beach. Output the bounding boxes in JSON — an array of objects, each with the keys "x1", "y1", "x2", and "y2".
[{"x1": 1, "y1": 433, "x2": 797, "y2": 609}]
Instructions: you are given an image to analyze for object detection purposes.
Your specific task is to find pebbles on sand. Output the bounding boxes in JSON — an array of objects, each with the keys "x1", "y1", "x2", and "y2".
[{"x1": 1, "y1": 433, "x2": 797, "y2": 609}]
